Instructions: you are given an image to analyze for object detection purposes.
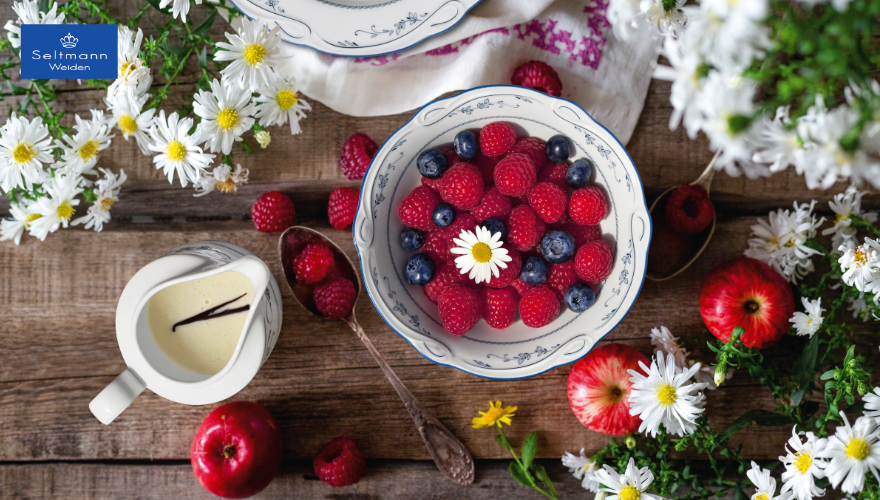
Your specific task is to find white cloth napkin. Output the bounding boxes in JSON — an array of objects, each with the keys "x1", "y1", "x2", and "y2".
[{"x1": 274, "y1": 0, "x2": 659, "y2": 145}]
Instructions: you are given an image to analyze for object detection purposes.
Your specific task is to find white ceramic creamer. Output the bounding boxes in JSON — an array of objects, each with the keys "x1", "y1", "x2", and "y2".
[{"x1": 89, "y1": 241, "x2": 283, "y2": 425}]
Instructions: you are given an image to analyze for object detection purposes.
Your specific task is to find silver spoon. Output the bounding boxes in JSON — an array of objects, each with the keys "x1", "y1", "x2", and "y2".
[
  {"x1": 279, "y1": 226, "x2": 475, "y2": 485},
  {"x1": 647, "y1": 151, "x2": 719, "y2": 281}
]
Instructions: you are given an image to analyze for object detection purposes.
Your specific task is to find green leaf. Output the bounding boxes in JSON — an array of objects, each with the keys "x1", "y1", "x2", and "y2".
[
  {"x1": 790, "y1": 331, "x2": 819, "y2": 406},
  {"x1": 193, "y1": 10, "x2": 217, "y2": 36},
  {"x1": 144, "y1": 0, "x2": 163, "y2": 10},
  {"x1": 494, "y1": 432, "x2": 513, "y2": 452},
  {"x1": 197, "y1": 46, "x2": 207, "y2": 69},
  {"x1": 521, "y1": 431, "x2": 538, "y2": 471},
  {"x1": 715, "y1": 410, "x2": 795, "y2": 448},
  {"x1": 509, "y1": 462, "x2": 532, "y2": 488},
  {"x1": 81, "y1": 188, "x2": 97, "y2": 203},
  {"x1": 532, "y1": 464, "x2": 557, "y2": 499}
]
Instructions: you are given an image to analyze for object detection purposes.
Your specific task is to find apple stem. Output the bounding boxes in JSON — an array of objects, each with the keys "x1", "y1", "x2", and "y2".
[{"x1": 223, "y1": 445, "x2": 236, "y2": 459}]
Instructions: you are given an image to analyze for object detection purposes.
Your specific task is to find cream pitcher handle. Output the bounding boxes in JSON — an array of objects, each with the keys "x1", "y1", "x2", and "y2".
[{"x1": 89, "y1": 367, "x2": 146, "y2": 425}]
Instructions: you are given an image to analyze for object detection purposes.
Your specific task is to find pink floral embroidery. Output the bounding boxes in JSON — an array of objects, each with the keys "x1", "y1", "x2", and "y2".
[{"x1": 353, "y1": 52, "x2": 401, "y2": 66}]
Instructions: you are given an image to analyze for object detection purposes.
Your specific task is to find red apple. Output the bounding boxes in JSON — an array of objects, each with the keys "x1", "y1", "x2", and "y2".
[
  {"x1": 700, "y1": 257, "x2": 795, "y2": 349},
  {"x1": 567, "y1": 343, "x2": 648, "y2": 435},
  {"x1": 191, "y1": 401, "x2": 283, "y2": 499}
]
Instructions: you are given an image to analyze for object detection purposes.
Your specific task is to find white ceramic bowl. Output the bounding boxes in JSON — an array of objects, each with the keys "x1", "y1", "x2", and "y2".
[{"x1": 353, "y1": 85, "x2": 651, "y2": 380}]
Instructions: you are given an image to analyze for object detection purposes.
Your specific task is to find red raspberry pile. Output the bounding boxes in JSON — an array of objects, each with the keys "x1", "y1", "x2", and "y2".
[
  {"x1": 313, "y1": 436, "x2": 366, "y2": 487},
  {"x1": 397, "y1": 122, "x2": 616, "y2": 336},
  {"x1": 288, "y1": 242, "x2": 357, "y2": 319}
]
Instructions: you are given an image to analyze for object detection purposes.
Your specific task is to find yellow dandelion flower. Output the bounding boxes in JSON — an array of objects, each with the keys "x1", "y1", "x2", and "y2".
[{"x1": 472, "y1": 401, "x2": 517, "y2": 429}]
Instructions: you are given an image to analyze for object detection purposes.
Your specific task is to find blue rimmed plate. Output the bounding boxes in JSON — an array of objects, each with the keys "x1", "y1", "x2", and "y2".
[{"x1": 353, "y1": 85, "x2": 651, "y2": 379}]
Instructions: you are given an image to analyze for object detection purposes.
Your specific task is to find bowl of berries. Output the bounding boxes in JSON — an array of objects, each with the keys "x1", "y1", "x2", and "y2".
[{"x1": 353, "y1": 85, "x2": 651, "y2": 379}]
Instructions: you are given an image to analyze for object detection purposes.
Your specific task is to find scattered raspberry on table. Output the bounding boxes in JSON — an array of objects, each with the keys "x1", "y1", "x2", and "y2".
[
  {"x1": 328, "y1": 187, "x2": 360, "y2": 230},
  {"x1": 665, "y1": 184, "x2": 715, "y2": 234},
  {"x1": 313, "y1": 436, "x2": 366, "y2": 488},
  {"x1": 510, "y1": 60, "x2": 563, "y2": 97},
  {"x1": 251, "y1": 191, "x2": 296, "y2": 233},
  {"x1": 339, "y1": 133, "x2": 378, "y2": 181}
]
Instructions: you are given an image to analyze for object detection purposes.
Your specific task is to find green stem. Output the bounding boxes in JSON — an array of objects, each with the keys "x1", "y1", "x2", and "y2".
[{"x1": 497, "y1": 427, "x2": 555, "y2": 500}]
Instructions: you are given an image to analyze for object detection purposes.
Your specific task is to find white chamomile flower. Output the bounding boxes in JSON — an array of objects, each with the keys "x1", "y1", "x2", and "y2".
[
  {"x1": 255, "y1": 130, "x2": 271, "y2": 148},
  {"x1": 254, "y1": 78, "x2": 312, "y2": 135},
  {"x1": 822, "y1": 187, "x2": 878, "y2": 254},
  {"x1": 55, "y1": 110, "x2": 114, "y2": 177},
  {"x1": 751, "y1": 106, "x2": 803, "y2": 174},
  {"x1": 72, "y1": 168, "x2": 126, "y2": 232},
  {"x1": 746, "y1": 461, "x2": 786, "y2": 500},
  {"x1": 105, "y1": 93, "x2": 155, "y2": 155},
  {"x1": 779, "y1": 426, "x2": 827, "y2": 500},
  {"x1": 817, "y1": 412, "x2": 880, "y2": 494},
  {"x1": 193, "y1": 79, "x2": 256, "y2": 155},
  {"x1": 562, "y1": 449, "x2": 601, "y2": 492},
  {"x1": 148, "y1": 110, "x2": 214, "y2": 188},
  {"x1": 650, "y1": 326, "x2": 721, "y2": 390},
  {"x1": 158, "y1": 0, "x2": 211, "y2": 23},
  {"x1": 838, "y1": 238, "x2": 880, "y2": 292},
  {"x1": 0, "y1": 200, "x2": 37, "y2": 245},
  {"x1": 214, "y1": 18, "x2": 282, "y2": 92},
  {"x1": 594, "y1": 458, "x2": 662, "y2": 500},
  {"x1": 865, "y1": 388, "x2": 880, "y2": 423},
  {"x1": 193, "y1": 163, "x2": 249, "y2": 197},
  {"x1": 0, "y1": 113, "x2": 54, "y2": 192},
  {"x1": 789, "y1": 297, "x2": 823, "y2": 337},
  {"x1": 653, "y1": 37, "x2": 706, "y2": 138},
  {"x1": 639, "y1": 0, "x2": 687, "y2": 37},
  {"x1": 27, "y1": 174, "x2": 82, "y2": 241},
  {"x1": 847, "y1": 293, "x2": 870, "y2": 321},
  {"x1": 628, "y1": 352, "x2": 707, "y2": 437},
  {"x1": 4, "y1": 0, "x2": 65, "y2": 49},
  {"x1": 681, "y1": 2, "x2": 770, "y2": 73},
  {"x1": 744, "y1": 201, "x2": 824, "y2": 284},
  {"x1": 450, "y1": 225, "x2": 512, "y2": 285},
  {"x1": 108, "y1": 27, "x2": 150, "y2": 99}
]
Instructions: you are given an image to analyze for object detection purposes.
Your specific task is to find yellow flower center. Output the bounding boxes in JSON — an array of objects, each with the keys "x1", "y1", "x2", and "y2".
[
  {"x1": 216, "y1": 108, "x2": 239, "y2": 131},
  {"x1": 754, "y1": 494, "x2": 769, "y2": 500},
  {"x1": 120, "y1": 61, "x2": 132, "y2": 77},
  {"x1": 276, "y1": 89, "x2": 298, "y2": 110},
  {"x1": 656, "y1": 383, "x2": 677, "y2": 406},
  {"x1": 794, "y1": 451, "x2": 812, "y2": 474},
  {"x1": 784, "y1": 239, "x2": 796, "y2": 248},
  {"x1": 12, "y1": 143, "x2": 37, "y2": 164},
  {"x1": 836, "y1": 213, "x2": 851, "y2": 224},
  {"x1": 854, "y1": 248, "x2": 868, "y2": 264},
  {"x1": 243, "y1": 44, "x2": 266, "y2": 65},
  {"x1": 101, "y1": 198, "x2": 115, "y2": 211},
  {"x1": 119, "y1": 115, "x2": 138, "y2": 134},
  {"x1": 216, "y1": 178, "x2": 237, "y2": 193},
  {"x1": 78, "y1": 139, "x2": 100, "y2": 161},
  {"x1": 846, "y1": 437, "x2": 870, "y2": 460},
  {"x1": 619, "y1": 485, "x2": 641, "y2": 500},
  {"x1": 165, "y1": 141, "x2": 187, "y2": 161},
  {"x1": 24, "y1": 213, "x2": 41, "y2": 227},
  {"x1": 56, "y1": 201, "x2": 75, "y2": 221},
  {"x1": 471, "y1": 242, "x2": 492, "y2": 263}
]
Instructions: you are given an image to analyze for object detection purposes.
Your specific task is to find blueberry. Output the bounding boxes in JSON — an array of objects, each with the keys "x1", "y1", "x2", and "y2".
[
  {"x1": 431, "y1": 203, "x2": 456, "y2": 228},
  {"x1": 546, "y1": 135, "x2": 571, "y2": 163},
  {"x1": 540, "y1": 230, "x2": 575, "y2": 264},
  {"x1": 405, "y1": 254, "x2": 435, "y2": 286},
  {"x1": 566, "y1": 158, "x2": 593, "y2": 189},
  {"x1": 453, "y1": 130, "x2": 479, "y2": 160},
  {"x1": 520, "y1": 256, "x2": 549, "y2": 285},
  {"x1": 399, "y1": 228, "x2": 425, "y2": 251},
  {"x1": 564, "y1": 283, "x2": 596, "y2": 312},
  {"x1": 481, "y1": 217, "x2": 508, "y2": 241},
  {"x1": 417, "y1": 149, "x2": 449, "y2": 179}
]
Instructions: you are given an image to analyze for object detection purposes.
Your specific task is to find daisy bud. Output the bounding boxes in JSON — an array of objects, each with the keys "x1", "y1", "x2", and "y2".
[
  {"x1": 256, "y1": 130, "x2": 271, "y2": 149},
  {"x1": 714, "y1": 364, "x2": 727, "y2": 387},
  {"x1": 595, "y1": 492, "x2": 607, "y2": 500},
  {"x1": 625, "y1": 435, "x2": 636, "y2": 449}
]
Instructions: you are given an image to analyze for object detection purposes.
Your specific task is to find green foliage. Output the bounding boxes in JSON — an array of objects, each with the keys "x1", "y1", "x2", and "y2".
[{"x1": 492, "y1": 427, "x2": 558, "y2": 500}]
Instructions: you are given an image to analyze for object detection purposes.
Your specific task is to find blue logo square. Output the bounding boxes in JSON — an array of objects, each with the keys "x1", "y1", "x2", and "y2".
[{"x1": 20, "y1": 24, "x2": 117, "y2": 79}]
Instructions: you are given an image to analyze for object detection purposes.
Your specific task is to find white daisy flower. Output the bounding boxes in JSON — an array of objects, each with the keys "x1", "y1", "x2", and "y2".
[
  {"x1": 254, "y1": 78, "x2": 312, "y2": 135},
  {"x1": 838, "y1": 238, "x2": 880, "y2": 292},
  {"x1": 594, "y1": 458, "x2": 662, "y2": 500},
  {"x1": 822, "y1": 187, "x2": 878, "y2": 254},
  {"x1": 744, "y1": 201, "x2": 824, "y2": 284},
  {"x1": 105, "y1": 93, "x2": 155, "y2": 155},
  {"x1": 193, "y1": 79, "x2": 256, "y2": 155},
  {"x1": 255, "y1": 130, "x2": 271, "y2": 148},
  {"x1": 562, "y1": 448, "x2": 601, "y2": 493},
  {"x1": 214, "y1": 18, "x2": 282, "y2": 92},
  {"x1": 158, "y1": 0, "x2": 211, "y2": 23},
  {"x1": 865, "y1": 388, "x2": 880, "y2": 423},
  {"x1": 0, "y1": 113, "x2": 54, "y2": 192},
  {"x1": 779, "y1": 426, "x2": 827, "y2": 500},
  {"x1": 639, "y1": 0, "x2": 687, "y2": 37},
  {"x1": 4, "y1": 0, "x2": 65, "y2": 49},
  {"x1": 817, "y1": 412, "x2": 880, "y2": 494},
  {"x1": 650, "y1": 326, "x2": 723, "y2": 390},
  {"x1": 193, "y1": 163, "x2": 249, "y2": 197},
  {"x1": 27, "y1": 174, "x2": 82, "y2": 241},
  {"x1": 147, "y1": 110, "x2": 214, "y2": 188},
  {"x1": 72, "y1": 168, "x2": 126, "y2": 232},
  {"x1": 680, "y1": 4, "x2": 770, "y2": 73},
  {"x1": 746, "y1": 461, "x2": 786, "y2": 500},
  {"x1": 54, "y1": 110, "x2": 114, "y2": 177},
  {"x1": 789, "y1": 297, "x2": 823, "y2": 337},
  {"x1": 450, "y1": 225, "x2": 512, "y2": 285},
  {"x1": 628, "y1": 352, "x2": 708, "y2": 437},
  {"x1": 653, "y1": 37, "x2": 706, "y2": 139},
  {"x1": 107, "y1": 27, "x2": 150, "y2": 100},
  {"x1": 0, "y1": 199, "x2": 37, "y2": 245},
  {"x1": 751, "y1": 106, "x2": 803, "y2": 174}
]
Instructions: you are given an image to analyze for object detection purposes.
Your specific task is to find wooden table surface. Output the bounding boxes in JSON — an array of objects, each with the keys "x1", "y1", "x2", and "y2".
[{"x1": 0, "y1": 3, "x2": 866, "y2": 499}]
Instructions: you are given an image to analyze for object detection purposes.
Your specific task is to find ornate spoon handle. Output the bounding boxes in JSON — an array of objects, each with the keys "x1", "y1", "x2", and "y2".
[{"x1": 346, "y1": 317, "x2": 475, "y2": 485}]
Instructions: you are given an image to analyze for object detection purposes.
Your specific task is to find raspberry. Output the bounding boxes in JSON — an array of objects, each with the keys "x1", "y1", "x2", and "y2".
[
  {"x1": 569, "y1": 186, "x2": 609, "y2": 225},
  {"x1": 421, "y1": 230, "x2": 449, "y2": 265},
  {"x1": 313, "y1": 436, "x2": 366, "y2": 488},
  {"x1": 313, "y1": 278, "x2": 357, "y2": 319},
  {"x1": 527, "y1": 182, "x2": 568, "y2": 223},
  {"x1": 339, "y1": 133, "x2": 378, "y2": 181},
  {"x1": 494, "y1": 153, "x2": 536, "y2": 197},
  {"x1": 472, "y1": 152, "x2": 500, "y2": 185},
  {"x1": 471, "y1": 187, "x2": 513, "y2": 222},
  {"x1": 520, "y1": 286, "x2": 561, "y2": 328},
  {"x1": 486, "y1": 245, "x2": 522, "y2": 289},
  {"x1": 665, "y1": 184, "x2": 715, "y2": 234},
  {"x1": 438, "y1": 162, "x2": 484, "y2": 210},
  {"x1": 292, "y1": 243, "x2": 335, "y2": 284},
  {"x1": 561, "y1": 221, "x2": 601, "y2": 247},
  {"x1": 425, "y1": 263, "x2": 465, "y2": 303},
  {"x1": 511, "y1": 60, "x2": 563, "y2": 97},
  {"x1": 440, "y1": 147, "x2": 462, "y2": 167},
  {"x1": 546, "y1": 260, "x2": 578, "y2": 300},
  {"x1": 507, "y1": 205, "x2": 546, "y2": 252},
  {"x1": 421, "y1": 176, "x2": 440, "y2": 191},
  {"x1": 479, "y1": 122, "x2": 516, "y2": 156},
  {"x1": 481, "y1": 287, "x2": 519, "y2": 329},
  {"x1": 537, "y1": 162, "x2": 570, "y2": 191},
  {"x1": 438, "y1": 285, "x2": 482, "y2": 335},
  {"x1": 510, "y1": 277, "x2": 534, "y2": 297},
  {"x1": 398, "y1": 185, "x2": 440, "y2": 230},
  {"x1": 251, "y1": 191, "x2": 296, "y2": 232},
  {"x1": 328, "y1": 187, "x2": 359, "y2": 230},
  {"x1": 510, "y1": 137, "x2": 548, "y2": 172},
  {"x1": 575, "y1": 240, "x2": 614, "y2": 284}
]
